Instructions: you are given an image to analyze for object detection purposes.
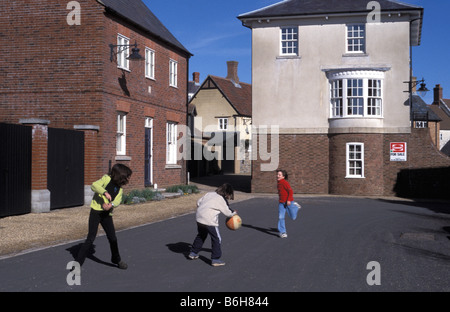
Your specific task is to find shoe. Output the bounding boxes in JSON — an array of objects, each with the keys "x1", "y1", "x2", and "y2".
[
  {"x1": 292, "y1": 201, "x2": 301, "y2": 209},
  {"x1": 188, "y1": 252, "x2": 199, "y2": 260},
  {"x1": 211, "y1": 259, "x2": 226, "y2": 266},
  {"x1": 116, "y1": 261, "x2": 128, "y2": 270},
  {"x1": 279, "y1": 233, "x2": 288, "y2": 238}
]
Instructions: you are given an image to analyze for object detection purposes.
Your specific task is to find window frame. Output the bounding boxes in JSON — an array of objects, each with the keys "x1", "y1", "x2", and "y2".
[
  {"x1": 329, "y1": 73, "x2": 383, "y2": 119},
  {"x1": 346, "y1": 24, "x2": 366, "y2": 54},
  {"x1": 145, "y1": 47, "x2": 155, "y2": 80},
  {"x1": 169, "y1": 59, "x2": 178, "y2": 87},
  {"x1": 218, "y1": 118, "x2": 228, "y2": 130},
  {"x1": 346, "y1": 143, "x2": 364, "y2": 178},
  {"x1": 117, "y1": 34, "x2": 130, "y2": 70},
  {"x1": 166, "y1": 122, "x2": 178, "y2": 164},
  {"x1": 280, "y1": 27, "x2": 299, "y2": 56},
  {"x1": 116, "y1": 112, "x2": 127, "y2": 156}
]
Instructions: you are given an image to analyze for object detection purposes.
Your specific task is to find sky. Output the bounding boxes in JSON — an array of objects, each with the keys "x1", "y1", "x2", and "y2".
[{"x1": 144, "y1": 0, "x2": 450, "y2": 104}]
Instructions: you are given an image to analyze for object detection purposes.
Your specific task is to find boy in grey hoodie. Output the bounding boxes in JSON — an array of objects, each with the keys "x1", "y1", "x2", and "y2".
[{"x1": 189, "y1": 183, "x2": 236, "y2": 266}]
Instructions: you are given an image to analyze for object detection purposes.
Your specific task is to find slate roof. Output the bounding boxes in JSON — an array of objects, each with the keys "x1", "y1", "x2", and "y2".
[
  {"x1": 191, "y1": 76, "x2": 252, "y2": 117},
  {"x1": 239, "y1": 0, "x2": 422, "y2": 19},
  {"x1": 411, "y1": 95, "x2": 441, "y2": 122},
  {"x1": 98, "y1": 0, "x2": 191, "y2": 56},
  {"x1": 238, "y1": 0, "x2": 423, "y2": 45}
]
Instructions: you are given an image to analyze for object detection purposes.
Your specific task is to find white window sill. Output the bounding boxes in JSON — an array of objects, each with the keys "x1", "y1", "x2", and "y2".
[
  {"x1": 276, "y1": 55, "x2": 301, "y2": 60},
  {"x1": 342, "y1": 53, "x2": 369, "y2": 57},
  {"x1": 116, "y1": 155, "x2": 131, "y2": 161},
  {"x1": 165, "y1": 164, "x2": 182, "y2": 169}
]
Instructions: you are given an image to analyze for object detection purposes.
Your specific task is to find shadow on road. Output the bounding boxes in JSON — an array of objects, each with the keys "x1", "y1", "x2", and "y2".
[
  {"x1": 241, "y1": 224, "x2": 279, "y2": 237},
  {"x1": 166, "y1": 242, "x2": 211, "y2": 265},
  {"x1": 66, "y1": 243, "x2": 117, "y2": 268}
]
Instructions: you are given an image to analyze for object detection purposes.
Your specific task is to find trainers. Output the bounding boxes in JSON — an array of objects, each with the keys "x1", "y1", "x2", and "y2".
[
  {"x1": 292, "y1": 201, "x2": 301, "y2": 209},
  {"x1": 117, "y1": 261, "x2": 128, "y2": 270},
  {"x1": 188, "y1": 252, "x2": 199, "y2": 260},
  {"x1": 279, "y1": 233, "x2": 288, "y2": 238},
  {"x1": 211, "y1": 259, "x2": 226, "y2": 266}
]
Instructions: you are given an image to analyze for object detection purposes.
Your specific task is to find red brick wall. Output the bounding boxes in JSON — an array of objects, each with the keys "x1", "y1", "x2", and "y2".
[
  {"x1": 0, "y1": 0, "x2": 189, "y2": 191},
  {"x1": 252, "y1": 129, "x2": 450, "y2": 197},
  {"x1": 251, "y1": 134, "x2": 329, "y2": 194}
]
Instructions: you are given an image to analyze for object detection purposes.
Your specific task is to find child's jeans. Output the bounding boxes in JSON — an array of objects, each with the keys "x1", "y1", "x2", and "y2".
[{"x1": 278, "y1": 202, "x2": 299, "y2": 234}]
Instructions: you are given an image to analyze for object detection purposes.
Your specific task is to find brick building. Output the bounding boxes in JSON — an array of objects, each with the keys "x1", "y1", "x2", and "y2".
[
  {"x1": 0, "y1": 0, "x2": 191, "y2": 211},
  {"x1": 239, "y1": 0, "x2": 450, "y2": 198}
]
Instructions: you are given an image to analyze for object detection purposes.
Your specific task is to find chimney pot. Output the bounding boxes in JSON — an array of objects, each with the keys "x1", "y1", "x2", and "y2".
[
  {"x1": 193, "y1": 72, "x2": 200, "y2": 84},
  {"x1": 226, "y1": 61, "x2": 239, "y2": 83},
  {"x1": 433, "y1": 84, "x2": 443, "y2": 105}
]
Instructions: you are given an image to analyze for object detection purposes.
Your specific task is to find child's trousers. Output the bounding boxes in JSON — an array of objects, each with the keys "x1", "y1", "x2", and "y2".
[
  {"x1": 76, "y1": 209, "x2": 121, "y2": 265},
  {"x1": 191, "y1": 222, "x2": 222, "y2": 260}
]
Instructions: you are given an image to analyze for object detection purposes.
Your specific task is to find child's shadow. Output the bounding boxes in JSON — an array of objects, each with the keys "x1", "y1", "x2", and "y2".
[
  {"x1": 66, "y1": 243, "x2": 117, "y2": 268},
  {"x1": 166, "y1": 242, "x2": 211, "y2": 265},
  {"x1": 241, "y1": 224, "x2": 279, "y2": 237}
]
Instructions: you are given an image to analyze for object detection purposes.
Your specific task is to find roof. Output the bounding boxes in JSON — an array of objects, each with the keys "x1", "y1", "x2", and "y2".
[
  {"x1": 238, "y1": 0, "x2": 423, "y2": 45},
  {"x1": 98, "y1": 0, "x2": 191, "y2": 56},
  {"x1": 191, "y1": 76, "x2": 252, "y2": 117},
  {"x1": 429, "y1": 101, "x2": 450, "y2": 130},
  {"x1": 411, "y1": 95, "x2": 441, "y2": 122}
]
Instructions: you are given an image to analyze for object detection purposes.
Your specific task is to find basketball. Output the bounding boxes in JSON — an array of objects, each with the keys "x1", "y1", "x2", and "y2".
[{"x1": 226, "y1": 214, "x2": 242, "y2": 230}]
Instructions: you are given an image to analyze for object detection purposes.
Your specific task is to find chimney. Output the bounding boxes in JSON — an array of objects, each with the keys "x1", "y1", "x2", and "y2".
[
  {"x1": 226, "y1": 61, "x2": 239, "y2": 83},
  {"x1": 433, "y1": 84, "x2": 443, "y2": 105},
  {"x1": 193, "y1": 72, "x2": 200, "y2": 84}
]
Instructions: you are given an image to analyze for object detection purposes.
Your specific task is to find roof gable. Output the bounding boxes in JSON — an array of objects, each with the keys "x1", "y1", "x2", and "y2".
[
  {"x1": 194, "y1": 76, "x2": 252, "y2": 117},
  {"x1": 98, "y1": 0, "x2": 191, "y2": 55}
]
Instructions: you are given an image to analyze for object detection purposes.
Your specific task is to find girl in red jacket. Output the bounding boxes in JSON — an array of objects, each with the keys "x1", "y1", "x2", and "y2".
[{"x1": 276, "y1": 169, "x2": 300, "y2": 238}]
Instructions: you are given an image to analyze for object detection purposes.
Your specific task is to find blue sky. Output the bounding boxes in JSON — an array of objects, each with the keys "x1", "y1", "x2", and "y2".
[{"x1": 144, "y1": 0, "x2": 450, "y2": 104}]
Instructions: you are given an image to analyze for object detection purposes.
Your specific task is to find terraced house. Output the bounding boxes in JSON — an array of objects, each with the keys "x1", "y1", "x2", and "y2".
[
  {"x1": 239, "y1": 0, "x2": 450, "y2": 197},
  {"x1": 0, "y1": 0, "x2": 191, "y2": 214}
]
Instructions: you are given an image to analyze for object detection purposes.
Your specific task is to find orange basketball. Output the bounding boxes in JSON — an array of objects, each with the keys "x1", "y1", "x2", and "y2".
[{"x1": 226, "y1": 214, "x2": 242, "y2": 230}]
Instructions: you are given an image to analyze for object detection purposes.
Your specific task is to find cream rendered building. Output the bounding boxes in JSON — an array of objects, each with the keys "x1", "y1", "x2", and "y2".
[
  {"x1": 189, "y1": 61, "x2": 252, "y2": 176},
  {"x1": 238, "y1": 0, "x2": 429, "y2": 195}
]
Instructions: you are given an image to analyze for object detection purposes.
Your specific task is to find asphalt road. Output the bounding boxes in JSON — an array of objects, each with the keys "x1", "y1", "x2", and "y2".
[{"x1": 0, "y1": 196, "x2": 449, "y2": 294}]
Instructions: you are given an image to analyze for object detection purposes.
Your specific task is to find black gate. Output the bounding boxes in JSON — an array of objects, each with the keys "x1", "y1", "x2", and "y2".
[
  {"x1": 0, "y1": 123, "x2": 32, "y2": 217},
  {"x1": 48, "y1": 128, "x2": 84, "y2": 210}
]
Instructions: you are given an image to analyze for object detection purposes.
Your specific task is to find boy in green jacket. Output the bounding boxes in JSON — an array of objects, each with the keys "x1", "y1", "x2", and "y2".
[{"x1": 76, "y1": 164, "x2": 132, "y2": 269}]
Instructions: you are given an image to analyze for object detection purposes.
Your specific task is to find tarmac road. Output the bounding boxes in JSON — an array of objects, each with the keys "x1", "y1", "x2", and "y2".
[{"x1": 0, "y1": 196, "x2": 449, "y2": 293}]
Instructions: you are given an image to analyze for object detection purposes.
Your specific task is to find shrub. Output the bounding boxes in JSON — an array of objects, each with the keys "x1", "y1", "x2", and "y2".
[{"x1": 165, "y1": 184, "x2": 199, "y2": 194}]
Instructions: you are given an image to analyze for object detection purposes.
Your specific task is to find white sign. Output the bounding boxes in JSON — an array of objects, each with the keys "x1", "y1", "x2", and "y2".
[{"x1": 390, "y1": 142, "x2": 407, "y2": 161}]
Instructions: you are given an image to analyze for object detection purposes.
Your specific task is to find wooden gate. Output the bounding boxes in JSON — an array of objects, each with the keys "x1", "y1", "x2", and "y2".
[
  {"x1": 0, "y1": 123, "x2": 32, "y2": 217},
  {"x1": 48, "y1": 128, "x2": 84, "y2": 210}
]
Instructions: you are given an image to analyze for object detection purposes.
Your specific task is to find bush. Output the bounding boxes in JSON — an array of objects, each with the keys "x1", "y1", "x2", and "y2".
[
  {"x1": 122, "y1": 188, "x2": 157, "y2": 205},
  {"x1": 165, "y1": 184, "x2": 199, "y2": 194}
]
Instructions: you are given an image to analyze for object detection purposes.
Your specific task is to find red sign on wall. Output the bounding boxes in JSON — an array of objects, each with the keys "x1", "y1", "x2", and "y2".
[{"x1": 390, "y1": 142, "x2": 407, "y2": 161}]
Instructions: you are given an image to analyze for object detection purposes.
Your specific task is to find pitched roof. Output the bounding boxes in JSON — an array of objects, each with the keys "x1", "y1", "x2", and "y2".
[
  {"x1": 192, "y1": 76, "x2": 252, "y2": 117},
  {"x1": 238, "y1": 0, "x2": 423, "y2": 45},
  {"x1": 98, "y1": 0, "x2": 191, "y2": 56},
  {"x1": 411, "y1": 95, "x2": 441, "y2": 122},
  {"x1": 429, "y1": 101, "x2": 450, "y2": 130}
]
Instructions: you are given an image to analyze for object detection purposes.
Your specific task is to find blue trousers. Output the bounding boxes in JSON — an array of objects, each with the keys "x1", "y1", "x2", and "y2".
[
  {"x1": 278, "y1": 202, "x2": 299, "y2": 234},
  {"x1": 191, "y1": 222, "x2": 222, "y2": 260}
]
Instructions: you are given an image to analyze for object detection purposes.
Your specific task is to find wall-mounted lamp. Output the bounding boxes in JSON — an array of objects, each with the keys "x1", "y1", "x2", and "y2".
[
  {"x1": 109, "y1": 41, "x2": 143, "y2": 62},
  {"x1": 404, "y1": 77, "x2": 430, "y2": 98}
]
